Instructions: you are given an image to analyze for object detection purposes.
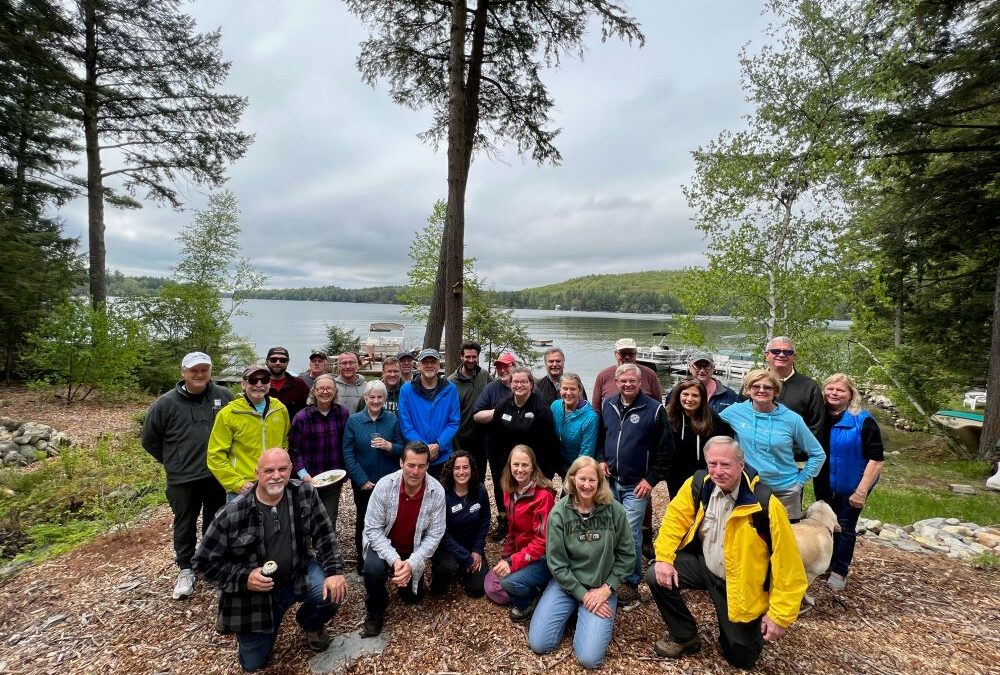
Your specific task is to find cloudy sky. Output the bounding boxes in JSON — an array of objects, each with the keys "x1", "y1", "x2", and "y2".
[{"x1": 60, "y1": 1, "x2": 772, "y2": 290}]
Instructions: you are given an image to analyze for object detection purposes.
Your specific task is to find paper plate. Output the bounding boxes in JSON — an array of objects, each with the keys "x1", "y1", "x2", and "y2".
[{"x1": 312, "y1": 469, "x2": 347, "y2": 488}]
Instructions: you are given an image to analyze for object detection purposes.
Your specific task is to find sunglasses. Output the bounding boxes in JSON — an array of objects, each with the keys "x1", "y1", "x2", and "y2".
[
  {"x1": 750, "y1": 384, "x2": 774, "y2": 392},
  {"x1": 767, "y1": 349, "x2": 795, "y2": 357},
  {"x1": 245, "y1": 375, "x2": 271, "y2": 385},
  {"x1": 268, "y1": 357, "x2": 288, "y2": 363}
]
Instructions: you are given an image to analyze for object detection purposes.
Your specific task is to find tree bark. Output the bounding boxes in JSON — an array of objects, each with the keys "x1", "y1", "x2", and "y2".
[
  {"x1": 83, "y1": 0, "x2": 106, "y2": 308},
  {"x1": 979, "y1": 255, "x2": 1000, "y2": 464}
]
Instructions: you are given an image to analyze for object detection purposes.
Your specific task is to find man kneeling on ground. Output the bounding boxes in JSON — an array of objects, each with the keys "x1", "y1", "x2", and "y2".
[
  {"x1": 360, "y1": 441, "x2": 446, "y2": 638},
  {"x1": 193, "y1": 448, "x2": 347, "y2": 672},
  {"x1": 646, "y1": 436, "x2": 806, "y2": 670}
]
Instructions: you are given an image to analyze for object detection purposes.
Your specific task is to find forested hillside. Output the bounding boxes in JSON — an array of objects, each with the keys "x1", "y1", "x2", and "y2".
[{"x1": 493, "y1": 270, "x2": 690, "y2": 313}]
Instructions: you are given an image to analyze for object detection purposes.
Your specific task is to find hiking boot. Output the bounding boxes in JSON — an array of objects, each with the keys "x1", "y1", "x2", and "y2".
[
  {"x1": 172, "y1": 568, "x2": 196, "y2": 600},
  {"x1": 491, "y1": 520, "x2": 508, "y2": 542},
  {"x1": 305, "y1": 627, "x2": 331, "y2": 652},
  {"x1": 360, "y1": 615, "x2": 383, "y2": 638},
  {"x1": 510, "y1": 603, "x2": 535, "y2": 623},
  {"x1": 617, "y1": 582, "x2": 641, "y2": 610},
  {"x1": 827, "y1": 572, "x2": 847, "y2": 591},
  {"x1": 653, "y1": 634, "x2": 702, "y2": 658}
]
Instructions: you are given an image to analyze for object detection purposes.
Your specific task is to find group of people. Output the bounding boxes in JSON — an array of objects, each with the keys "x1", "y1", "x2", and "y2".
[{"x1": 140, "y1": 335, "x2": 884, "y2": 671}]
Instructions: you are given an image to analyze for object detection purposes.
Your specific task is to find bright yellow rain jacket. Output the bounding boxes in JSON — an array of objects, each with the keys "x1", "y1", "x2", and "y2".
[
  {"x1": 652, "y1": 469, "x2": 807, "y2": 628},
  {"x1": 207, "y1": 395, "x2": 290, "y2": 493}
]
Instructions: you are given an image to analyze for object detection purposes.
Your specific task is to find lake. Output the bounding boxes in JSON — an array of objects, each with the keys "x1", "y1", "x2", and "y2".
[{"x1": 229, "y1": 299, "x2": 755, "y2": 390}]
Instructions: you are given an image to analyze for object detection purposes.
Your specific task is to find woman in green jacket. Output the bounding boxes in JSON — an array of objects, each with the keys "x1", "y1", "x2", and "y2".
[{"x1": 528, "y1": 456, "x2": 634, "y2": 669}]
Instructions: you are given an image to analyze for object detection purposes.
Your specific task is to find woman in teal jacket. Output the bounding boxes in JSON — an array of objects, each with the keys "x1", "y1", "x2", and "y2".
[{"x1": 550, "y1": 373, "x2": 598, "y2": 478}]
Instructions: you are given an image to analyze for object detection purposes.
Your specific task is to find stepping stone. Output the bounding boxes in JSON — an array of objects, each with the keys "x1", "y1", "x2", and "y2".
[{"x1": 309, "y1": 630, "x2": 389, "y2": 673}]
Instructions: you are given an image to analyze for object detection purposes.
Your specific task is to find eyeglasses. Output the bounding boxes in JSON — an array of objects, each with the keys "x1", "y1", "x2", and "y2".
[
  {"x1": 246, "y1": 376, "x2": 271, "y2": 385},
  {"x1": 270, "y1": 506, "x2": 280, "y2": 532},
  {"x1": 268, "y1": 357, "x2": 288, "y2": 363},
  {"x1": 749, "y1": 384, "x2": 775, "y2": 392},
  {"x1": 617, "y1": 350, "x2": 637, "y2": 357},
  {"x1": 766, "y1": 349, "x2": 795, "y2": 357}
]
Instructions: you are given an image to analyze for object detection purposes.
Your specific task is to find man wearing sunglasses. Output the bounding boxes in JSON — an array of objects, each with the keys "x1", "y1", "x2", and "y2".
[
  {"x1": 763, "y1": 337, "x2": 824, "y2": 462},
  {"x1": 208, "y1": 364, "x2": 291, "y2": 500},
  {"x1": 264, "y1": 347, "x2": 311, "y2": 419}
]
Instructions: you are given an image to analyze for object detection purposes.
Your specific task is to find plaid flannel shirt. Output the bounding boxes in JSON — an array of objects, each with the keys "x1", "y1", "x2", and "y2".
[
  {"x1": 288, "y1": 404, "x2": 350, "y2": 476},
  {"x1": 192, "y1": 479, "x2": 343, "y2": 634}
]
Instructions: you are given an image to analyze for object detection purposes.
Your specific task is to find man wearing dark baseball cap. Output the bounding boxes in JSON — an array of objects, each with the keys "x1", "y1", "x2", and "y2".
[
  {"x1": 301, "y1": 350, "x2": 329, "y2": 388},
  {"x1": 264, "y1": 347, "x2": 310, "y2": 419}
]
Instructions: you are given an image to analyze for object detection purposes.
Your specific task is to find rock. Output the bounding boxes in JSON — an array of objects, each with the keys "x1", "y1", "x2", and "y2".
[
  {"x1": 974, "y1": 531, "x2": 1000, "y2": 549},
  {"x1": 945, "y1": 517, "x2": 961, "y2": 525},
  {"x1": 914, "y1": 518, "x2": 946, "y2": 529},
  {"x1": 912, "y1": 535, "x2": 950, "y2": 553},
  {"x1": 0, "y1": 416, "x2": 22, "y2": 430},
  {"x1": 942, "y1": 525, "x2": 973, "y2": 537},
  {"x1": 2, "y1": 451, "x2": 27, "y2": 467},
  {"x1": 0, "y1": 441, "x2": 15, "y2": 455},
  {"x1": 309, "y1": 631, "x2": 389, "y2": 674},
  {"x1": 866, "y1": 519, "x2": 884, "y2": 534},
  {"x1": 949, "y1": 484, "x2": 976, "y2": 495},
  {"x1": 903, "y1": 524, "x2": 915, "y2": 533},
  {"x1": 11, "y1": 436, "x2": 29, "y2": 445},
  {"x1": 893, "y1": 540, "x2": 923, "y2": 553},
  {"x1": 50, "y1": 432, "x2": 70, "y2": 447},
  {"x1": 16, "y1": 447, "x2": 38, "y2": 463},
  {"x1": 878, "y1": 529, "x2": 900, "y2": 541},
  {"x1": 32, "y1": 440, "x2": 48, "y2": 452},
  {"x1": 946, "y1": 543, "x2": 976, "y2": 559},
  {"x1": 967, "y1": 542, "x2": 990, "y2": 555}
]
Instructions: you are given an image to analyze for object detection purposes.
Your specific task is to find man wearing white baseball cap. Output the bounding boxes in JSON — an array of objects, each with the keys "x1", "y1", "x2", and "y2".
[{"x1": 142, "y1": 351, "x2": 234, "y2": 600}]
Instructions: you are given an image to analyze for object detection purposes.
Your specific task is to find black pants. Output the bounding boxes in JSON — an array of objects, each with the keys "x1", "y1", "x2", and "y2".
[
  {"x1": 430, "y1": 548, "x2": 487, "y2": 597},
  {"x1": 646, "y1": 550, "x2": 764, "y2": 670},
  {"x1": 362, "y1": 549, "x2": 424, "y2": 619},
  {"x1": 165, "y1": 476, "x2": 225, "y2": 569},
  {"x1": 352, "y1": 484, "x2": 373, "y2": 571}
]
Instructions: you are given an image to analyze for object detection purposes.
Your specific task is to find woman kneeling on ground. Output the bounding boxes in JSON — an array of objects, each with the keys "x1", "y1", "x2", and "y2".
[
  {"x1": 484, "y1": 444, "x2": 556, "y2": 622},
  {"x1": 528, "y1": 456, "x2": 635, "y2": 669},
  {"x1": 813, "y1": 373, "x2": 884, "y2": 591},
  {"x1": 430, "y1": 450, "x2": 491, "y2": 597}
]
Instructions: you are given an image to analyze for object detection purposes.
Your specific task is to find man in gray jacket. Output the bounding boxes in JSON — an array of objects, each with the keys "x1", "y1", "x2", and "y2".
[
  {"x1": 142, "y1": 352, "x2": 234, "y2": 600},
  {"x1": 360, "y1": 442, "x2": 446, "y2": 638}
]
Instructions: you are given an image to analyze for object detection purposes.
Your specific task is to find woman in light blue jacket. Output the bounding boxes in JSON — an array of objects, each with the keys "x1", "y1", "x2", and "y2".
[
  {"x1": 550, "y1": 373, "x2": 598, "y2": 479},
  {"x1": 720, "y1": 368, "x2": 824, "y2": 520}
]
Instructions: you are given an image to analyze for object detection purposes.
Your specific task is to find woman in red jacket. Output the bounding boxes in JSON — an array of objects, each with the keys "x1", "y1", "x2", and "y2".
[{"x1": 484, "y1": 444, "x2": 556, "y2": 622}]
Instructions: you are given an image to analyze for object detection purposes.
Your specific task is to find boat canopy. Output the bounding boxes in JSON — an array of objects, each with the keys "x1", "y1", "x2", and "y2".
[{"x1": 369, "y1": 322, "x2": 405, "y2": 332}]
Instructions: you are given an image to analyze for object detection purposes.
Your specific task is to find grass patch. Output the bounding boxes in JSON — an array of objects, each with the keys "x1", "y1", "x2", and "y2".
[{"x1": 0, "y1": 433, "x2": 166, "y2": 565}]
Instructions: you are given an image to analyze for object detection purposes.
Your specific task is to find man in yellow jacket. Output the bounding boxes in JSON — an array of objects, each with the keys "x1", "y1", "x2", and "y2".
[
  {"x1": 208, "y1": 364, "x2": 291, "y2": 497},
  {"x1": 646, "y1": 436, "x2": 806, "y2": 669}
]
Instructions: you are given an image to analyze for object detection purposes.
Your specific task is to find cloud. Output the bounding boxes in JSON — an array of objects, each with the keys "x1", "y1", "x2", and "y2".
[{"x1": 56, "y1": 1, "x2": 770, "y2": 290}]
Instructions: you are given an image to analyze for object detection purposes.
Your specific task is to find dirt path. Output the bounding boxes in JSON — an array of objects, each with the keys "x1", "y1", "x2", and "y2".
[{"x1": 1, "y1": 388, "x2": 998, "y2": 674}]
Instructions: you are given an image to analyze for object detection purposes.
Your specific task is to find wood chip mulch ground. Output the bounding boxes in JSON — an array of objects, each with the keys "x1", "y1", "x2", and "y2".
[{"x1": 0, "y1": 387, "x2": 998, "y2": 674}]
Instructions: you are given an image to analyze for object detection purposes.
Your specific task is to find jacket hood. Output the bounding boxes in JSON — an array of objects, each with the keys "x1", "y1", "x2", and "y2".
[{"x1": 413, "y1": 375, "x2": 449, "y2": 401}]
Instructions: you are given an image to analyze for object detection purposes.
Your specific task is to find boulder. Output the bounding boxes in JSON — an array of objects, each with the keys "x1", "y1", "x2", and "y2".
[
  {"x1": 912, "y1": 536, "x2": 950, "y2": 553},
  {"x1": 944, "y1": 517, "x2": 961, "y2": 525},
  {"x1": 914, "y1": 518, "x2": 946, "y2": 529},
  {"x1": 16, "y1": 447, "x2": 38, "y2": 463},
  {"x1": 973, "y1": 531, "x2": 1000, "y2": 549},
  {"x1": 942, "y1": 525, "x2": 973, "y2": 537}
]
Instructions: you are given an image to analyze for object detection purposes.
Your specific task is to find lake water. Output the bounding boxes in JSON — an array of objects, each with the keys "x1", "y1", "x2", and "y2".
[{"x1": 229, "y1": 299, "x2": 751, "y2": 390}]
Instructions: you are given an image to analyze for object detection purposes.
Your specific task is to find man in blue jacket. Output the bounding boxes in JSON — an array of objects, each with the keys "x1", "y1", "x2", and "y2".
[
  {"x1": 596, "y1": 363, "x2": 672, "y2": 609},
  {"x1": 397, "y1": 348, "x2": 461, "y2": 480}
]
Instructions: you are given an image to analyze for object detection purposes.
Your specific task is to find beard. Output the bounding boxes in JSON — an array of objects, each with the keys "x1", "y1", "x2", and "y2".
[{"x1": 264, "y1": 481, "x2": 285, "y2": 496}]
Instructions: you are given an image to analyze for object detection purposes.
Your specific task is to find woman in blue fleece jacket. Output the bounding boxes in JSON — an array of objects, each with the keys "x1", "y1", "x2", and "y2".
[
  {"x1": 720, "y1": 369, "x2": 824, "y2": 520},
  {"x1": 550, "y1": 373, "x2": 598, "y2": 478}
]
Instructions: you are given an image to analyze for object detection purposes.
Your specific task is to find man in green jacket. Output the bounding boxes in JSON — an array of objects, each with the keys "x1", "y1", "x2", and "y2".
[
  {"x1": 208, "y1": 364, "x2": 290, "y2": 498},
  {"x1": 142, "y1": 352, "x2": 234, "y2": 600},
  {"x1": 448, "y1": 341, "x2": 492, "y2": 480}
]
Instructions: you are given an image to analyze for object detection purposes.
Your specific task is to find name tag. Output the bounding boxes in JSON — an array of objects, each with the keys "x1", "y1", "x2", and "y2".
[
  {"x1": 451, "y1": 503, "x2": 463, "y2": 513},
  {"x1": 469, "y1": 503, "x2": 481, "y2": 513},
  {"x1": 213, "y1": 399, "x2": 222, "y2": 410},
  {"x1": 501, "y1": 413, "x2": 513, "y2": 422},
  {"x1": 525, "y1": 412, "x2": 535, "y2": 419}
]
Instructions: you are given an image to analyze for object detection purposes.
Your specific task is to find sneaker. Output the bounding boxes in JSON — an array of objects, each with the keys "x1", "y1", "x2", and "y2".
[
  {"x1": 360, "y1": 615, "x2": 383, "y2": 638},
  {"x1": 827, "y1": 572, "x2": 847, "y2": 591},
  {"x1": 172, "y1": 568, "x2": 196, "y2": 600},
  {"x1": 304, "y1": 627, "x2": 331, "y2": 652},
  {"x1": 617, "y1": 582, "x2": 641, "y2": 610},
  {"x1": 653, "y1": 634, "x2": 702, "y2": 658}
]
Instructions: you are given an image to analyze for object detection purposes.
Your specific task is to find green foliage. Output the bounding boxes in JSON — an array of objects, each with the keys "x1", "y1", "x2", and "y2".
[
  {"x1": 246, "y1": 285, "x2": 405, "y2": 304},
  {"x1": 403, "y1": 200, "x2": 537, "y2": 364},
  {"x1": 0, "y1": 435, "x2": 166, "y2": 564},
  {"x1": 495, "y1": 271, "x2": 690, "y2": 314},
  {"x1": 22, "y1": 299, "x2": 147, "y2": 402},
  {"x1": 324, "y1": 323, "x2": 362, "y2": 358}
]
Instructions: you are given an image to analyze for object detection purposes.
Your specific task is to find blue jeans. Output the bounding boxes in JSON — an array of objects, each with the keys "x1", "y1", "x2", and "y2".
[
  {"x1": 528, "y1": 580, "x2": 618, "y2": 669},
  {"x1": 237, "y1": 559, "x2": 339, "y2": 672},
  {"x1": 609, "y1": 479, "x2": 647, "y2": 585},
  {"x1": 826, "y1": 492, "x2": 863, "y2": 576},
  {"x1": 499, "y1": 558, "x2": 551, "y2": 610}
]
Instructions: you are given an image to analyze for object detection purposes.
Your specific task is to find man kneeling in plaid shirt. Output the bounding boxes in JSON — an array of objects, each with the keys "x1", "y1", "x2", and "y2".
[{"x1": 194, "y1": 448, "x2": 348, "y2": 671}]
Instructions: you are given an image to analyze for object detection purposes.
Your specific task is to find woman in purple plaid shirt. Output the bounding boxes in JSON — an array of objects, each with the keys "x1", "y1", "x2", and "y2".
[{"x1": 289, "y1": 374, "x2": 350, "y2": 531}]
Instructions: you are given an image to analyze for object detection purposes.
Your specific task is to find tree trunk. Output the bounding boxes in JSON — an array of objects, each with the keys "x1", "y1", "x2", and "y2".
[
  {"x1": 83, "y1": 0, "x2": 105, "y2": 309},
  {"x1": 423, "y1": 235, "x2": 447, "y2": 350},
  {"x1": 979, "y1": 255, "x2": 1000, "y2": 464}
]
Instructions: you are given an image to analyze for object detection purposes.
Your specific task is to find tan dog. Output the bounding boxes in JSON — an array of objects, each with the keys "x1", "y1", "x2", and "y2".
[{"x1": 791, "y1": 501, "x2": 840, "y2": 609}]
